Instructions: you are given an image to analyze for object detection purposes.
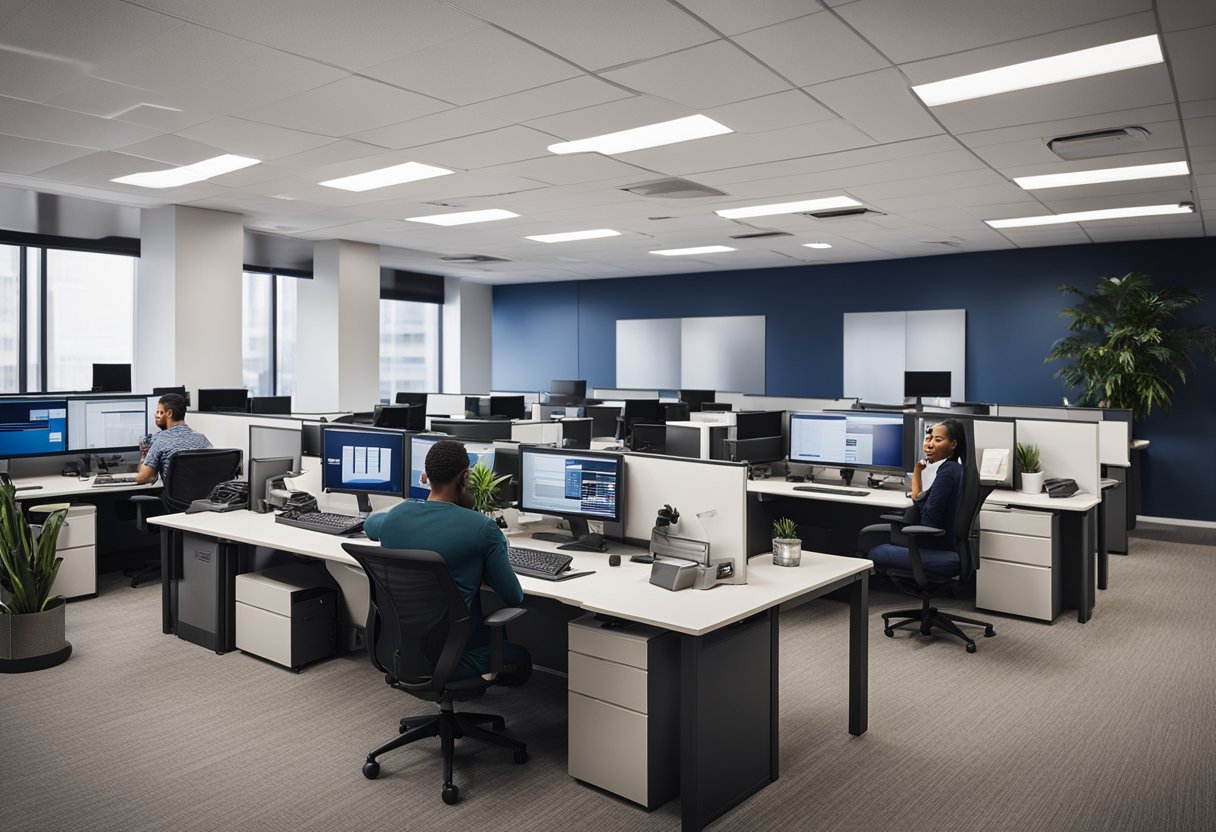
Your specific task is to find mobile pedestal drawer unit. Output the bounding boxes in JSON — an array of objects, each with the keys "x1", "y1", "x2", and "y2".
[
  {"x1": 567, "y1": 614, "x2": 679, "y2": 810},
  {"x1": 975, "y1": 507, "x2": 1062, "y2": 622},
  {"x1": 31, "y1": 503, "x2": 97, "y2": 600},
  {"x1": 235, "y1": 565, "x2": 338, "y2": 671}
]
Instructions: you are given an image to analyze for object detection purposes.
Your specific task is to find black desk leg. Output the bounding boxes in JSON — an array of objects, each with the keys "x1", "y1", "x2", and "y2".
[
  {"x1": 1097, "y1": 498, "x2": 1108, "y2": 591},
  {"x1": 1077, "y1": 510, "x2": 1095, "y2": 624},
  {"x1": 849, "y1": 571, "x2": 869, "y2": 736},
  {"x1": 160, "y1": 527, "x2": 174, "y2": 635}
]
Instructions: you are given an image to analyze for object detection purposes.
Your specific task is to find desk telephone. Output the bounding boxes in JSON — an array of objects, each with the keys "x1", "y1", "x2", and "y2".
[{"x1": 185, "y1": 480, "x2": 249, "y2": 513}]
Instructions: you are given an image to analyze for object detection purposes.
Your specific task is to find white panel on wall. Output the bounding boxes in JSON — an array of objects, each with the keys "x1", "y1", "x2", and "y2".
[
  {"x1": 682, "y1": 315, "x2": 765, "y2": 395},
  {"x1": 616, "y1": 318, "x2": 682, "y2": 389},
  {"x1": 906, "y1": 309, "x2": 966, "y2": 401},
  {"x1": 843, "y1": 311, "x2": 905, "y2": 402}
]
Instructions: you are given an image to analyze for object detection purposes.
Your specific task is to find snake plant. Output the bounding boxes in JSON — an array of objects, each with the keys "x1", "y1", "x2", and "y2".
[{"x1": 0, "y1": 478, "x2": 69, "y2": 615}]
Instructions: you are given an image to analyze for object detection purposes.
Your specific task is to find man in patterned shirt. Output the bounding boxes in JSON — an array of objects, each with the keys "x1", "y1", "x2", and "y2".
[{"x1": 133, "y1": 393, "x2": 212, "y2": 484}]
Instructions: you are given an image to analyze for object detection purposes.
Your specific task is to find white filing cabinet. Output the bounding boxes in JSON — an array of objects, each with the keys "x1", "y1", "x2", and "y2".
[
  {"x1": 235, "y1": 565, "x2": 338, "y2": 671},
  {"x1": 33, "y1": 503, "x2": 97, "y2": 600},
  {"x1": 975, "y1": 507, "x2": 1062, "y2": 622},
  {"x1": 567, "y1": 614, "x2": 680, "y2": 810}
]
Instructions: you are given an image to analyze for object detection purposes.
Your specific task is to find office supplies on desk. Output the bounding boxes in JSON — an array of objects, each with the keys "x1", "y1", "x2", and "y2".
[
  {"x1": 1045, "y1": 477, "x2": 1079, "y2": 497},
  {"x1": 93, "y1": 473, "x2": 137, "y2": 487},
  {"x1": 185, "y1": 480, "x2": 249, "y2": 513},
  {"x1": 507, "y1": 546, "x2": 573, "y2": 578},
  {"x1": 793, "y1": 484, "x2": 869, "y2": 496},
  {"x1": 275, "y1": 509, "x2": 365, "y2": 535}
]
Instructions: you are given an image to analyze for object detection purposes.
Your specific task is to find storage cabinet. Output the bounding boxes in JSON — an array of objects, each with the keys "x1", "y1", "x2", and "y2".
[
  {"x1": 32, "y1": 503, "x2": 97, "y2": 600},
  {"x1": 567, "y1": 614, "x2": 679, "y2": 810},
  {"x1": 235, "y1": 565, "x2": 338, "y2": 671},
  {"x1": 976, "y1": 507, "x2": 1062, "y2": 622}
]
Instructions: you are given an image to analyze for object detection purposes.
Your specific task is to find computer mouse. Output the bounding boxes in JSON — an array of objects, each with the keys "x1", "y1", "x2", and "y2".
[{"x1": 608, "y1": 554, "x2": 621, "y2": 567}]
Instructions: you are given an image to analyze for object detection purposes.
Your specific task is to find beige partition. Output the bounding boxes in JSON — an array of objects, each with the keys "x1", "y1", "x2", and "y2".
[{"x1": 1014, "y1": 419, "x2": 1099, "y2": 496}]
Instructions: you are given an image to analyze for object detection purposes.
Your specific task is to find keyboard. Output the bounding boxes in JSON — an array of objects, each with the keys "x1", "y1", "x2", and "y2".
[
  {"x1": 793, "y1": 485, "x2": 869, "y2": 497},
  {"x1": 507, "y1": 546, "x2": 573, "y2": 579},
  {"x1": 93, "y1": 474, "x2": 137, "y2": 487},
  {"x1": 275, "y1": 510, "x2": 365, "y2": 535}
]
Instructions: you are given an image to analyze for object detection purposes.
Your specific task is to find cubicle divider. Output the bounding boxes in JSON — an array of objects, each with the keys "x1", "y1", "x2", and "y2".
[
  {"x1": 188, "y1": 412, "x2": 305, "y2": 479},
  {"x1": 1013, "y1": 419, "x2": 1100, "y2": 497},
  {"x1": 592, "y1": 388, "x2": 661, "y2": 400},
  {"x1": 717, "y1": 393, "x2": 859, "y2": 413},
  {"x1": 511, "y1": 420, "x2": 562, "y2": 445},
  {"x1": 621, "y1": 453, "x2": 749, "y2": 585},
  {"x1": 994, "y1": 404, "x2": 1130, "y2": 468},
  {"x1": 425, "y1": 393, "x2": 470, "y2": 417}
]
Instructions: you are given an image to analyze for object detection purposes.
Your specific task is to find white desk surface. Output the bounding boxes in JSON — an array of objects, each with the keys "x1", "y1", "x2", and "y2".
[
  {"x1": 12, "y1": 473, "x2": 159, "y2": 500},
  {"x1": 747, "y1": 478, "x2": 1100, "y2": 513},
  {"x1": 150, "y1": 509, "x2": 871, "y2": 637}
]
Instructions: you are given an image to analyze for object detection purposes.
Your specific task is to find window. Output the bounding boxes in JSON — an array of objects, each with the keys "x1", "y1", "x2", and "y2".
[
  {"x1": 44, "y1": 249, "x2": 136, "y2": 392},
  {"x1": 241, "y1": 271, "x2": 300, "y2": 397},
  {"x1": 380, "y1": 299, "x2": 440, "y2": 402},
  {"x1": 0, "y1": 245, "x2": 18, "y2": 392}
]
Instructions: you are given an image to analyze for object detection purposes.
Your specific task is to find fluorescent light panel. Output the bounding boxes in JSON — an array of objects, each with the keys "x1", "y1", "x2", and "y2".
[
  {"x1": 1013, "y1": 161, "x2": 1189, "y2": 190},
  {"x1": 650, "y1": 245, "x2": 735, "y2": 256},
  {"x1": 803, "y1": 242, "x2": 832, "y2": 249},
  {"x1": 548, "y1": 115, "x2": 732, "y2": 155},
  {"x1": 404, "y1": 208, "x2": 519, "y2": 226},
  {"x1": 985, "y1": 203, "x2": 1193, "y2": 229},
  {"x1": 912, "y1": 35, "x2": 1163, "y2": 106},
  {"x1": 715, "y1": 196, "x2": 861, "y2": 219},
  {"x1": 525, "y1": 229, "x2": 621, "y2": 243},
  {"x1": 111, "y1": 154, "x2": 259, "y2": 188},
  {"x1": 320, "y1": 161, "x2": 453, "y2": 192}
]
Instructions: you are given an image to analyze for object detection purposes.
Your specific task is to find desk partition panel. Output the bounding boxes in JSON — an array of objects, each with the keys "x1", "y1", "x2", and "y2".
[
  {"x1": 187, "y1": 412, "x2": 303, "y2": 479},
  {"x1": 622, "y1": 454, "x2": 748, "y2": 584},
  {"x1": 511, "y1": 420, "x2": 561, "y2": 445},
  {"x1": 1014, "y1": 419, "x2": 1099, "y2": 496}
]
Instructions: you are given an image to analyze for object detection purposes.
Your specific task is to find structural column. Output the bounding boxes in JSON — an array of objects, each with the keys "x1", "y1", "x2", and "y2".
[{"x1": 442, "y1": 276, "x2": 491, "y2": 393}]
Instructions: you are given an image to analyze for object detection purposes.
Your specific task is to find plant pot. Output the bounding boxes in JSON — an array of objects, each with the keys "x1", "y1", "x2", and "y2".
[
  {"x1": 0, "y1": 597, "x2": 72, "y2": 673},
  {"x1": 1019, "y1": 471, "x2": 1046, "y2": 495},
  {"x1": 772, "y1": 538, "x2": 803, "y2": 567}
]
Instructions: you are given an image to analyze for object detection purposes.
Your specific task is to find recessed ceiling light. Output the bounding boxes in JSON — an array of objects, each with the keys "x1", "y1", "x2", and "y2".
[
  {"x1": 525, "y1": 229, "x2": 622, "y2": 243},
  {"x1": 548, "y1": 115, "x2": 732, "y2": 156},
  {"x1": 649, "y1": 245, "x2": 736, "y2": 256},
  {"x1": 404, "y1": 209, "x2": 519, "y2": 226},
  {"x1": 985, "y1": 202, "x2": 1193, "y2": 229},
  {"x1": 912, "y1": 35, "x2": 1163, "y2": 106},
  {"x1": 320, "y1": 161, "x2": 453, "y2": 192},
  {"x1": 715, "y1": 196, "x2": 862, "y2": 219},
  {"x1": 803, "y1": 242, "x2": 833, "y2": 249},
  {"x1": 111, "y1": 154, "x2": 260, "y2": 188},
  {"x1": 1013, "y1": 161, "x2": 1189, "y2": 190}
]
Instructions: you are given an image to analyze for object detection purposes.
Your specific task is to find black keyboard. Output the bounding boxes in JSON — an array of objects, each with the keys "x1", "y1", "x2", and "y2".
[
  {"x1": 275, "y1": 510, "x2": 365, "y2": 535},
  {"x1": 93, "y1": 474, "x2": 137, "y2": 487},
  {"x1": 508, "y1": 547, "x2": 573, "y2": 578},
  {"x1": 793, "y1": 485, "x2": 869, "y2": 497}
]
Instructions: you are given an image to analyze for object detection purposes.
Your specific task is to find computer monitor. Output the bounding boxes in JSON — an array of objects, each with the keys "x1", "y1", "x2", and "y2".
[
  {"x1": 395, "y1": 392, "x2": 429, "y2": 408},
  {"x1": 249, "y1": 456, "x2": 295, "y2": 514},
  {"x1": 464, "y1": 395, "x2": 488, "y2": 418},
  {"x1": 197, "y1": 388, "x2": 249, "y2": 413},
  {"x1": 249, "y1": 424, "x2": 302, "y2": 473},
  {"x1": 372, "y1": 404, "x2": 423, "y2": 431},
  {"x1": 490, "y1": 395, "x2": 527, "y2": 420},
  {"x1": 548, "y1": 379, "x2": 586, "y2": 405},
  {"x1": 320, "y1": 426, "x2": 406, "y2": 513},
  {"x1": 300, "y1": 423, "x2": 323, "y2": 457},
  {"x1": 152, "y1": 385, "x2": 191, "y2": 406},
  {"x1": 0, "y1": 398, "x2": 68, "y2": 458},
  {"x1": 629, "y1": 423, "x2": 666, "y2": 454},
  {"x1": 734, "y1": 410, "x2": 783, "y2": 441},
  {"x1": 662, "y1": 402, "x2": 690, "y2": 422},
  {"x1": 701, "y1": 401, "x2": 733, "y2": 413},
  {"x1": 67, "y1": 396, "x2": 150, "y2": 453},
  {"x1": 679, "y1": 389, "x2": 715, "y2": 411},
  {"x1": 91, "y1": 363, "x2": 131, "y2": 393},
  {"x1": 617, "y1": 399, "x2": 662, "y2": 443},
  {"x1": 788, "y1": 410, "x2": 907, "y2": 475},
  {"x1": 429, "y1": 418, "x2": 513, "y2": 443},
  {"x1": 248, "y1": 395, "x2": 292, "y2": 415},
  {"x1": 585, "y1": 404, "x2": 622, "y2": 438},
  {"x1": 518, "y1": 446, "x2": 623, "y2": 552},
  {"x1": 408, "y1": 435, "x2": 495, "y2": 501},
  {"x1": 560, "y1": 417, "x2": 592, "y2": 451},
  {"x1": 492, "y1": 440, "x2": 521, "y2": 505},
  {"x1": 727, "y1": 410, "x2": 785, "y2": 465},
  {"x1": 905, "y1": 371, "x2": 952, "y2": 401}
]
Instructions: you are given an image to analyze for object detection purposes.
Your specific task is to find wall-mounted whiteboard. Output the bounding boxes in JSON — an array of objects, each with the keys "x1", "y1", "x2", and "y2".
[
  {"x1": 616, "y1": 315, "x2": 765, "y2": 394},
  {"x1": 843, "y1": 309, "x2": 965, "y2": 403}
]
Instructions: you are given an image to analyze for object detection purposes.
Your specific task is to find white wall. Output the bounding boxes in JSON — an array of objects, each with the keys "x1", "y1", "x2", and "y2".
[{"x1": 443, "y1": 276, "x2": 492, "y2": 393}]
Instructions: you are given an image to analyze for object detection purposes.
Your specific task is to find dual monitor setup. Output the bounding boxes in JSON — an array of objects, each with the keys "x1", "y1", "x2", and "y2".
[{"x1": 0, "y1": 394, "x2": 151, "y2": 459}]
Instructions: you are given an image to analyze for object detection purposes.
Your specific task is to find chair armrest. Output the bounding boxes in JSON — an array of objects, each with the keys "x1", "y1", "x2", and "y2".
[
  {"x1": 487, "y1": 606, "x2": 527, "y2": 675},
  {"x1": 859, "y1": 522, "x2": 892, "y2": 535},
  {"x1": 878, "y1": 513, "x2": 906, "y2": 524},
  {"x1": 130, "y1": 494, "x2": 164, "y2": 535},
  {"x1": 485, "y1": 607, "x2": 527, "y2": 627},
  {"x1": 900, "y1": 525, "x2": 945, "y2": 537}
]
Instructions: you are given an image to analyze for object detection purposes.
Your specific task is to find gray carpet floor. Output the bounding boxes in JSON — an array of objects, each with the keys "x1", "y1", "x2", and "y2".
[{"x1": 3, "y1": 523, "x2": 1214, "y2": 832}]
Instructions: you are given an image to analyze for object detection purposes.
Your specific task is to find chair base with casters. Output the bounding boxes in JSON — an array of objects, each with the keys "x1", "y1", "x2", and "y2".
[{"x1": 881, "y1": 594, "x2": 995, "y2": 653}]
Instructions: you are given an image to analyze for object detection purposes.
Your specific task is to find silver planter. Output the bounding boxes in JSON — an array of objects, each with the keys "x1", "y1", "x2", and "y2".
[
  {"x1": 772, "y1": 538, "x2": 803, "y2": 567},
  {"x1": 0, "y1": 597, "x2": 72, "y2": 672}
]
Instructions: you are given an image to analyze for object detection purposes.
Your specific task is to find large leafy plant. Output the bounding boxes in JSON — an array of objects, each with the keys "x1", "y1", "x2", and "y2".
[
  {"x1": 468, "y1": 460, "x2": 510, "y2": 516},
  {"x1": 0, "y1": 479, "x2": 69, "y2": 615},
  {"x1": 1045, "y1": 273, "x2": 1216, "y2": 419}
]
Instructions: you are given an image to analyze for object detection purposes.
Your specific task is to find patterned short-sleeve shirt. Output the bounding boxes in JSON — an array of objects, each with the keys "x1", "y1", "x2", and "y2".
[{"x1": 143, "y1": 423, "x2": 212, "y2": 481}]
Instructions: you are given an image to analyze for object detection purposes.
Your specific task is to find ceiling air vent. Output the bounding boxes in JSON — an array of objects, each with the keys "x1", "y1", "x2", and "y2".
[
  {"x1": 729, "y1": 230, "x2": 793, "y2": 240},
  {"x1": 799, "y1": 207, "x2": 883, "y2": 220},
  {"x1": 1047, "y1": 127, "x2": 1150, "y2": 160},
  {"x1": 440, "y1": 254, "x2": 510, "y2": 264},
  {"x1": 622, "y1": 178, "x2": 727, "y2": 199}
]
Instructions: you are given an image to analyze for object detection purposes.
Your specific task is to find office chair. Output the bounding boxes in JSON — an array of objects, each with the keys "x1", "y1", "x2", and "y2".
[
  {"x1": 341, "y1": 543, "x2": 529, "y2": 805},
  {"x1": 857, "y1": 429, "x2": 997, "y2": 653},
  {"x1": 128, "y1": 448, "x2": 243, "y2": 587}
]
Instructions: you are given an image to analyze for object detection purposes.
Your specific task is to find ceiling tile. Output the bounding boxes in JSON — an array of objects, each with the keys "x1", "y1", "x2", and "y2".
[
  {"x1": 1181, "y1": 99, "x2": 1216, "y2": 118},
  {"x1": 487, "y1": 154, "x2": 652, "y2": 186},
  {"x1": 734, "y1": 12, "x2": 890, "y2": 86},
  {"x1": 602, "y1": 40, "x2": 790, "y2": 109},
  {"x1": 525, "y1": 95, "x2": 694, "y2": 141},
  {"x1": 111, "y1": 134, "x2": 225, "y2": 165},
  {"x1": 175, "y1": 117, "x2": 335, "y2": 161},
  {"x1": 0, "y1": 134, "x2": 94, "y2": 175},
  {"x1": 804, "y1": 68, "x2": 943, "y2": 143},
  {"x1": 406, "y1": 125, "x2": 557, "y2": 169},
  {"x1": 239, "y1": 76, "x2": 450, "y2": 138},
  {"x1": 0, "y1": 46, "x2": 88, "y2": 100},
  {"x1": 352, "y1": 108, "x2": 512, "y2": 150},
  {"x1": 1164, "y1": 26, "x2": 1216, "y2": 103},
  {"x1": 705, "y1": 90, "x2": 837, "y2": 133},
  {"x1": 956, "y1": 104, "x2": 1179, "y2": 147},
  {"x1": 364, "y1": 26, "x2": 581, "y2": 106},
  {"x1": 0, "y1": 101, "x2": 160, "y2": 149},
  {"x1": 1155, "y1": 0, "x2": 1216, "y2": 32},
  {"x1": 968, "y1": 120, "x2": 1186, "y2": 168},
  {"x1": 0, "y1": 0, "x2": 181, "y2": 67},
  {"x1": 466, "y1": 76, "x2": 634, "y2": 124},
  {"x1": 677, "y1": 0, "x2": 821, "y2": 36}
]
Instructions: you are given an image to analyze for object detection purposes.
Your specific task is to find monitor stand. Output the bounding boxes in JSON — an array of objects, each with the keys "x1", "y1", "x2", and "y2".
[
  {"x1": 354, "y1": 493, "x2": 374, "y2": 515},
  {"x1": 532, "y1": 517, "x2": 608, "y2": 553}
]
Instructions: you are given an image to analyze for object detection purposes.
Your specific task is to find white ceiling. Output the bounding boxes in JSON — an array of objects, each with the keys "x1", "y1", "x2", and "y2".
[{"x1": 0, "y1": 0, "x2": 1211, "y2": 283}]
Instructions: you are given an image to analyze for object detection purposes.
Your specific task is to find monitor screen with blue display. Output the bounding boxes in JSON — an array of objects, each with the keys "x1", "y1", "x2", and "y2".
[
  {"x1": 788, "y1": 410, "x2": 906, "y2": 472},
  {"x1": 321, "y1": 427, "x2": 405, "y2": 512},
  {"x1": 0, "y1": 399, "x2": 69, "y2": 458},
  {"x1": 408, "y1": 435, "x2": 495, "y2": 501}
]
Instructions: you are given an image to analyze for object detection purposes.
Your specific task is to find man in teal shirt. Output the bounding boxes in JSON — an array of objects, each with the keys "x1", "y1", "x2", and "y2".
[{"x1": 364, "y1": 439, "x2": 531, "y2": 685}]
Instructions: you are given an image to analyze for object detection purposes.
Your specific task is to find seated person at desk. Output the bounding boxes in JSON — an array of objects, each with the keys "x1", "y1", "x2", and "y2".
[
  {"x1": 133, "y1": 393, "x2": 213, "y2": 485},
  {"x1": 364, "y1": 439, "x2": 532, "y2": 686},
  {"x1": 860, "y1": 418, "x2": 966, "y2": 565}
]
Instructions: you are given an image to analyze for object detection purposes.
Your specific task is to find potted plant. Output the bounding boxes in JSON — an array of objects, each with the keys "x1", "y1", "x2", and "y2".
[
  {"x1": 0, "y1": 479, "x2": 72, "y2": 672},
  {"x1": 1016, "y1": 442, "x2": 1044, "y2": 495},
  {"x1": 468, "y1": 460, "x2": 511, "y2": 528},
  {"x1": 771, "y1": 517, "x2": 802, "y2": 567},
  {"x1": 1046, "y1": 273, "x2": 1216, "y2": 419}
]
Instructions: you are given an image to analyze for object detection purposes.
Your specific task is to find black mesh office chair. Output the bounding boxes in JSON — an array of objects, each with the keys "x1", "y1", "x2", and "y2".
[
  {"x1": 342, "y1": 543, "x2": 528, "y2": 805},
  {"x1": 858, "y1": 423, "x2": 997, "y2": 652},
  {"x1": 128, "y1": 448, "x2": 242, "y2": 587}
]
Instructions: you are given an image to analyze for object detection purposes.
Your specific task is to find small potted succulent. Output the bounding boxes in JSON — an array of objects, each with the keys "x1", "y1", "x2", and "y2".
[
  {"x1": 1016, "y1": 442, "x2": 1044, "y2": 495},
  {"x1": 468, "y1": 460, "x2": 511, "y2": 528},
  {"x1": 771, "y1": 517, "x2": 802, "y2": 567}
]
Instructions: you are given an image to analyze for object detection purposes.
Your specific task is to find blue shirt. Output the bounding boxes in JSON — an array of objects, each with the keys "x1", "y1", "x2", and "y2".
[
  {"x1": 143, "y1": 423, "x2": 212, "y2": 481},
  {"x1": 364, "y1": 501, "x2": 523, "y2": 642},
  {"x1": 911, "y1": 458, "x2": 963, "y2": 552}
]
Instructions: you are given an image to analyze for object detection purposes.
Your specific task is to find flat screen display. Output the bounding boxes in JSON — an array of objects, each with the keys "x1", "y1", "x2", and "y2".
[
  {"x1": 788, "y1": 411, "x2": 905, "y2": 471},
  {"x1": 408, "y1": 435, "x2": 494, "y2": 500},
  {"x1": 518, "y1": 447, "x2": 622, "y2": 523},
  {"x1": 321, "y1": 427, "x2": 405, "y2": 498},
  {"x1": 0, "y1": 399, "x2": 68, "y2": 458},
  {"x1": 67, "y1": 397, "x2": 149, "y2": 452}
]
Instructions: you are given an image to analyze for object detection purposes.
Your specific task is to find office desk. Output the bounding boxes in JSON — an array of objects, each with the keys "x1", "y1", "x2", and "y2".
[
  {"x1": 749, "y1": 479, "x2": 1102, "y2": 623},
  {"x1": 151, "y1": 509, "x2": 870, "y2": 832},
  {"x1": 11, "y1": 472, "x2": 158, "y2": 500}
]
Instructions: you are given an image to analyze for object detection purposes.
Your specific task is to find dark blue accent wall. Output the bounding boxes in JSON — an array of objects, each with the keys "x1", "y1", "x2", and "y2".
[{"x1": 493, "y1": 238, "x2": 1216, "y2": 521}]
